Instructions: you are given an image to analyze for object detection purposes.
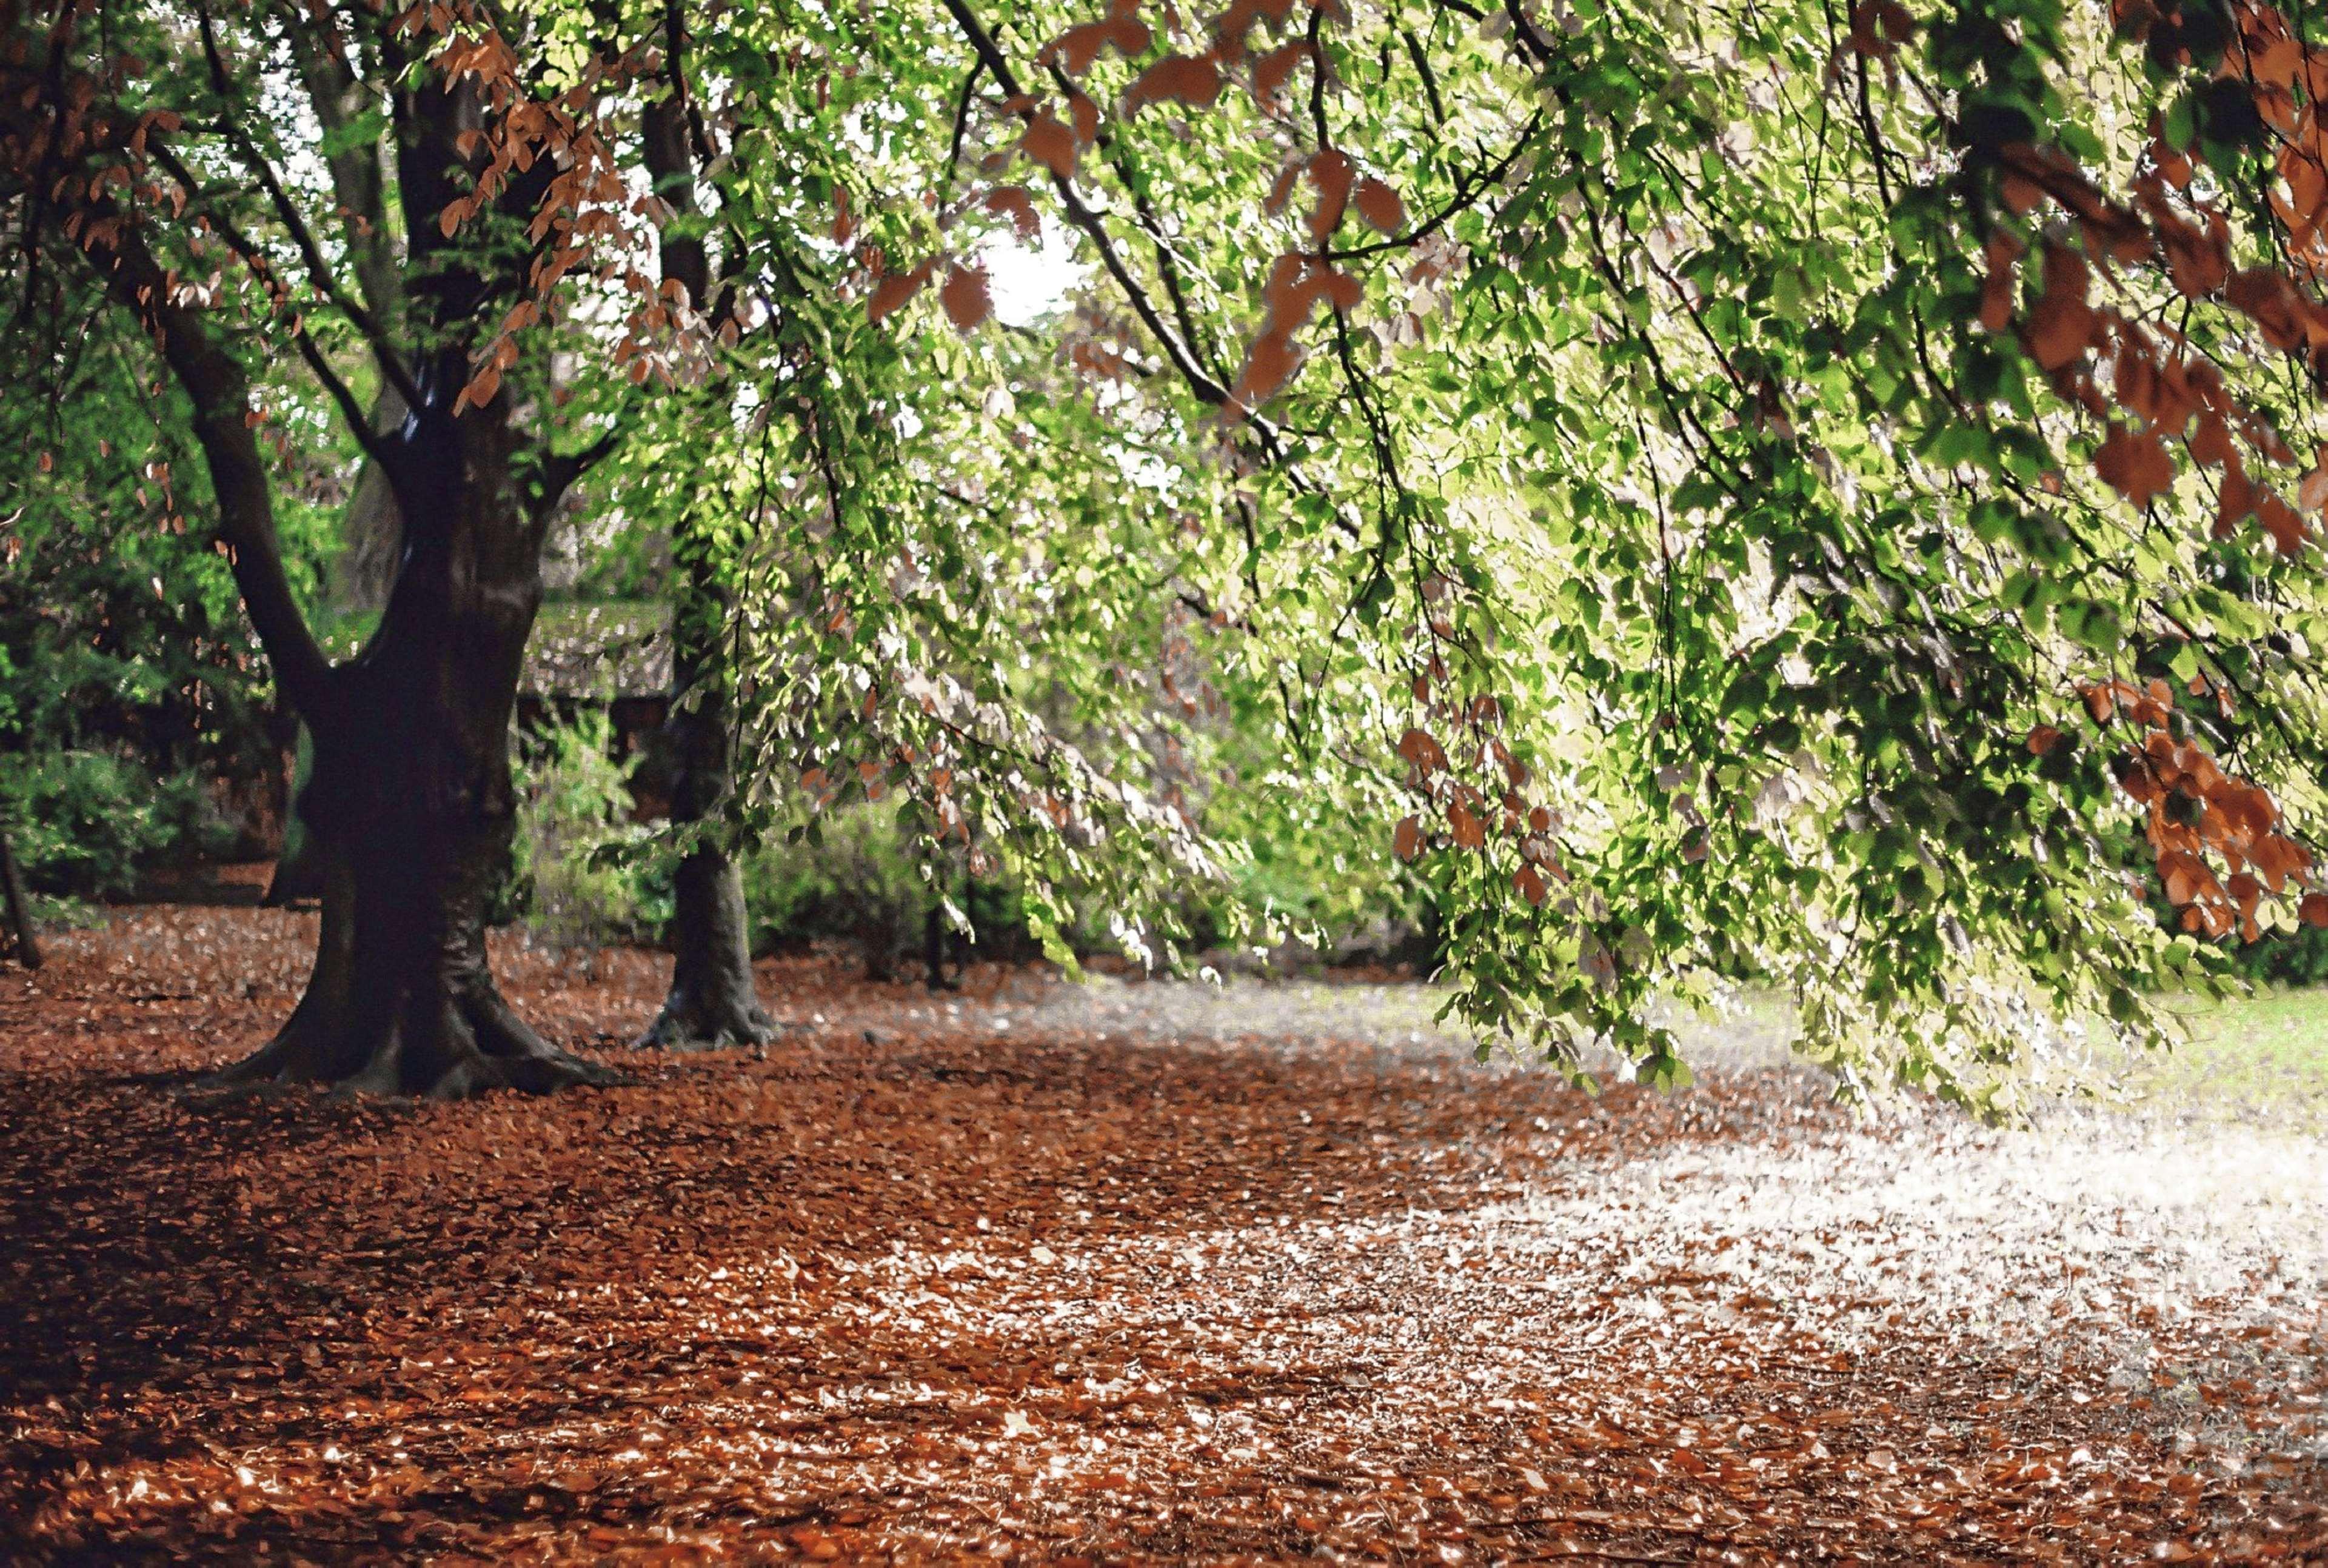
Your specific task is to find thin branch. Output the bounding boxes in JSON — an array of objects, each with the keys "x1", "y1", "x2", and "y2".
[
  {"x1": 1325, "y1": 112, "x2": 1541, "y2": 262},
  {"x1": 937, "y1": 0, "x2": 1235, "y2": 413},
  {"x1": 938, "y1": 56, "x2": 987, "y2": 209},
  {"x1": 147, "y1": 145, "x2": 397, "y2": 469},
  {"x1": 541, "y1": 426, "x2": 623, "y2": 506},
  {"x1": 192, "y1": 0, "x2": 423, "y2": 411}
]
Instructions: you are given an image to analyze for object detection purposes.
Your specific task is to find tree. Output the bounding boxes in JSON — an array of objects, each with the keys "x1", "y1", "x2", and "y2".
[
  {"x1": 1, "y1": 0, "x2": 644, "y2": 1092},
  {"x1": 626, "y1": 17, "x2": 773, "y2": 1049},
  {"x1": 16, "y1": 0, "x2": 2328, "y2": 1107},
  {"x1": 702, "y1": 0, "x2": 2328, "y2": 1112}
]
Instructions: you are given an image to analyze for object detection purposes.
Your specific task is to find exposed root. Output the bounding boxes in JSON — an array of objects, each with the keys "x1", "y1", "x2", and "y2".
[
  {"x1": 635, "y1": 983, "x2": 777, "y2": 1052},
  {"x1": 209, "y1": 983, "x2": 624, "y2": 1099}
]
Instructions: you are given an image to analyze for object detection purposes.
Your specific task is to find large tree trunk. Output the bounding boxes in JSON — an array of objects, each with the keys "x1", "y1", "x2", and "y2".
[{"x1": 219, "y1": 398, "x2": 617, "y2": 1096}]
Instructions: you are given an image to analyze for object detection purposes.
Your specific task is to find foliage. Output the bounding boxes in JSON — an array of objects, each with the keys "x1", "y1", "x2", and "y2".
[
  {"x1": 741, "y1": 806, "x2": 940, "y2": 973},
  {"x1": 0, "y1": 749, "x2": 233, "y2": 899},
  {"x1": 0, "y1": 271, "x2": 337, "y2": 875},
  {"x1": 643, "y1": 0, "x2": 2328, "y2": 1112},
  {"x1": 505, "y1": 712, "x2": 669, "y2": 946},
  {"x1": 25, "y1": 0, "x2": 2328, "y2": 1103}
]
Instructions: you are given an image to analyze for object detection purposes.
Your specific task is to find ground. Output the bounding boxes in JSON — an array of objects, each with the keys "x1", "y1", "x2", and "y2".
[{"x1": 1, "y1": 908, "x2": 2324, "y2": 1564}]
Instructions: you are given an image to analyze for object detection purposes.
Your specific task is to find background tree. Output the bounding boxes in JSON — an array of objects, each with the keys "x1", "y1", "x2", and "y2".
[
  {"x1": 1, "y1": 0, "x2": 646, "y2": 1093},
  {"x1": 0, "y1": 826, "x2": 36, "y2": 969}
]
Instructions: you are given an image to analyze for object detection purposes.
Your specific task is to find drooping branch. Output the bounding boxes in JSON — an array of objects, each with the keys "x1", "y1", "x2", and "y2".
[{"x1": 937, "y1": 0, "x2": 1236, "y2": 412}]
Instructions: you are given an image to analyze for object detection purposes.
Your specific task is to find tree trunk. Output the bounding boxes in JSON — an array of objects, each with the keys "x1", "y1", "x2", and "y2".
[
  {"x1": 221, "y1": 805, "x2": 611, "y2": 1096},
  {"x1": 636, "y1": 684, "x2": 774, "y2": 1049},
  {"x1": 1, "y1": 828, "x2": 40, "y2": 970},
  {"x1": 218, "y1": 397, "x2": 617, "y2": 1096},
  {"x1": 637, "y1": 838, "x2": 774, "y2": 1050}
]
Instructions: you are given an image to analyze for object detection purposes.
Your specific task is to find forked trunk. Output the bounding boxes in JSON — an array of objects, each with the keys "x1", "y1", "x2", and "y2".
[{"x1": 219, "y1": 396, "x2": 616, "y2": 1096}]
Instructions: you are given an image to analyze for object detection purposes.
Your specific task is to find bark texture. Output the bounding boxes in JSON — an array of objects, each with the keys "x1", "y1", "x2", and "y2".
[
  {"x1": 1, "y1": 829, "x2": 39, "y2": 970},
  {"x1": 218, "y1": 392, "x2": 617, "y2": 1096}
]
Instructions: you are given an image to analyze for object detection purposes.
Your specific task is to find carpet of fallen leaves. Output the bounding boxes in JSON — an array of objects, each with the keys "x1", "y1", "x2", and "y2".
[{"x1": 2, "y1": 906, "x2": 2325, "y2": 1564}]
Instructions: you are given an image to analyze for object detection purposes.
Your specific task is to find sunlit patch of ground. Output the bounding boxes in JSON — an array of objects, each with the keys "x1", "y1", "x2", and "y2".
[{"x1": 1, "y1": 908, "x2": 2322, "y2": 1563}]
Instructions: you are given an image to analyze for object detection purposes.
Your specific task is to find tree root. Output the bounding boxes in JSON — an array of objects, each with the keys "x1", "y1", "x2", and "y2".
[
  {"x1": 635, "y1": 981, "x2": 777, "y2": 1052},
  {"x1": 209, "y1": 983, "x2": 625, "y2": 1099}
]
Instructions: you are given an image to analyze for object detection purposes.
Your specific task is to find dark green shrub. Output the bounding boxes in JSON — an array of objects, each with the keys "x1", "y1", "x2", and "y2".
[{"x1": 0, "y1": 750, "x2": 232, "y2": 898}]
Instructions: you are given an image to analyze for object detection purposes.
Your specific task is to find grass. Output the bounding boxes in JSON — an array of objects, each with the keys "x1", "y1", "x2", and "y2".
[{"x1": 2115, "y1": 984, "x2": 2328, "y2": 1132}]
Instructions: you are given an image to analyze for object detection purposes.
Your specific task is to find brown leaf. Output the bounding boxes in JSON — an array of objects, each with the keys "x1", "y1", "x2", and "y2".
[
  {"x1": 941, "y1": 264, "x2": 993, "y2": 332},
  {"x1": 1229, "y1": 330, "x2": 1300, "y2": 412},
  {"x1": 2023, "y1": 242, "x2": 2096, "y2": 371},
  {"x1": 868, "y1": 261, "x2": 936, "y2": 324},
  {"x1": 1123, "y1": 55, "x2": 1222, "y2": 118},
  {"x1": 1042, "y1": 16, "x2": 1150, "y2": 74},
  {"x1": 1307, "y1": 149, "x2": 1354, "y2": 244},
  {"x1": 984, "y1": 186, "x2": 1042, "y2": 241},
  {"x1": 1397, "y1": 727, "x2": 1448, "y2": 773},
  {"x1": 1021, "y1": 116, "x2": 1080, "y2": 180},
  {"x1": 2093, "y1": 423, "x2": 2175, "y2": 510},
  {"x1": 1251, "y1": 41, "x2": 1313, "y2": 102},
  {"x1": 1353, "y1": 178, "x2": 1404, "y2": 236},
  {"x1": 2299, "y1": 445, "x2": 2328, "y2": 512},
  {"x1": 2256, "y1": 488, "x2": 2308, "y2": 555}
]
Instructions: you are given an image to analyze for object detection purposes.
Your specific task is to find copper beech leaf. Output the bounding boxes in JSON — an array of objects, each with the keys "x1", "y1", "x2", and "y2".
[{"x1": 942, "y1": 264, "x2": 993, "y2": 333}]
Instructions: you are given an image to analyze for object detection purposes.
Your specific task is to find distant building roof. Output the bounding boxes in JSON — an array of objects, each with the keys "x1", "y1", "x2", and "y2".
[{"x1": 522, "y1": 601, "x2": 672, "y2": 701}]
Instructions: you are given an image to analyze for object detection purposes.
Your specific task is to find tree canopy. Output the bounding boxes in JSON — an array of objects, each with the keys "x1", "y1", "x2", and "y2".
[{"x1": 12, "y1": 0, "x2": 2328, "y2": 1105}]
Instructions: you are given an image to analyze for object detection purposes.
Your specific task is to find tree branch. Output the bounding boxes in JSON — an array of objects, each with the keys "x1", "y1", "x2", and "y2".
[
  {"x1": 80, "y1": 224, "x2": 340, "y2": 722},
  {"x1": 1323, "y1": 112, "x2": 1541, "y2": 262},
  {"x1": 146, "y1": 145, "x2": 398, "y2": 470},
  {"x1": 936, "y1": 0, "x2": 1236, "y2": 411},
  {"x1": 192, "y1": 0, "x2": 423, "y2": 412}
]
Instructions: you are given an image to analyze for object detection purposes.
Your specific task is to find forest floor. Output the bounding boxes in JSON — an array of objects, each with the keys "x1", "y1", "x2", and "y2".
[{"x1": 1, "y1": 907, "x2": 2324, "y2": 1564}]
